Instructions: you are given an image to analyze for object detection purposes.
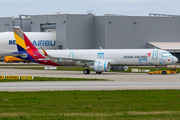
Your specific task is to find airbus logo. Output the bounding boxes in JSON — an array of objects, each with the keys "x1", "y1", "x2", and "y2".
[
  {"x1": 33, "y1": 40, "x2": 56, "y2": 46},
  {"x1": 9, "y1": 40, "x2": 56, "y2": 46}
]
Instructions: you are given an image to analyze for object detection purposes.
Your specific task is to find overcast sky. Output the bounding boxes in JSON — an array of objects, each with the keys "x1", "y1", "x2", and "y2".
[{"x1": 0, "y1": 0, "x2": 179, "y2": 17}]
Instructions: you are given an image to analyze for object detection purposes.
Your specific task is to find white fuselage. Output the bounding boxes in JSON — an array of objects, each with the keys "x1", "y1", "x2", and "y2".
[{"x1": 45, "y1": 49, "x2": 178, "y2": 66}]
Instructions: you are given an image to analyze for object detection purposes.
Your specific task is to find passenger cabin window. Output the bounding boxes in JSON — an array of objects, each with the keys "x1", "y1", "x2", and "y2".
[{"x1": 162, "y1": 52, "x2": 172, "y2": 57}]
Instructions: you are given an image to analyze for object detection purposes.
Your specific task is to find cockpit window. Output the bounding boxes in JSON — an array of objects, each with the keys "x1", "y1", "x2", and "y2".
[{"x1": 162, "y1": 52, "x2": 172, "y2": 57}]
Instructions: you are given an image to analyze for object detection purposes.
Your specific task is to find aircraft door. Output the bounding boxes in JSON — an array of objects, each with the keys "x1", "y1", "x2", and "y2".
[
  {"x1": 97, "y1": 53, "x2": 104, "y2": 59},
  {"x1": 69, "y1": 52, "x2": 74, "y2": 58},
  {"x1": 152, "y1": 50, "x2": 158, "y2": 60},
  {"x1": 139, "y1": 58, "x2": 147, "y2": 65},
  {"x1": 68, "y1": 52, "x2": 74, "y2": 65}
]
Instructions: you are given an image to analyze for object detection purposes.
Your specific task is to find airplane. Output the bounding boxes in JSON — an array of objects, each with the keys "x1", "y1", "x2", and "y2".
[
  {"x1": 0, "y1": 30, "x2": 56, "y2": 57},
  {"x1": 12, "y1": 26, "x2": 178, "y2": 74}
]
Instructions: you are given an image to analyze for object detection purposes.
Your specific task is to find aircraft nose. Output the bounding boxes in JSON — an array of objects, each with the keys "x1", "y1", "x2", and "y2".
[{"x1": 173, "y1": 56, "x2": 178, "y2": 63}]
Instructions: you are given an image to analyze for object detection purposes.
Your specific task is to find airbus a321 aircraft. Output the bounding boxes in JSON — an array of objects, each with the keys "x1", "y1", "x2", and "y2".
[{"x1": 11, "y1": 26, "x2": 178, "y2": 74}]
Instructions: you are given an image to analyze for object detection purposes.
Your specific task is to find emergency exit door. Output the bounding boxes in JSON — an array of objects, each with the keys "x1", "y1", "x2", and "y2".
[{"x1": 152, "y1": 50, "x2": 158, "y2": 60}]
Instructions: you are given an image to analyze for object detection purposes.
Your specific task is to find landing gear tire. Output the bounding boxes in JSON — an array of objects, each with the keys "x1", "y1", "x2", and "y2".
[
  {"x1": 96, "y1": 72, "x2": 102, "y2": 74},
  {"x1": 83, "y1": 69, "x2": 90, "y2": 74},
  {"x1": 162, "y1": 71, "x2": 167, "y2": 75}
]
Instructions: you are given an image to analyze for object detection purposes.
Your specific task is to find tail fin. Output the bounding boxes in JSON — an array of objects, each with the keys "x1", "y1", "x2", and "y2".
[
  {"x1": 12, "y1": 26, "x2": 59, "y2": 66},
  {"x1": 41, "y1": 47, "x2": 49, "y2": 56},
  {"x1": 12, "y1": 26, "x2": 45, "y2": 62},
  {"x1": 13, "y1": 26, "x2": 66, "y2": 66},
  {"x1": 13, "y1": 26, "x2": 38, "y2": 52}
]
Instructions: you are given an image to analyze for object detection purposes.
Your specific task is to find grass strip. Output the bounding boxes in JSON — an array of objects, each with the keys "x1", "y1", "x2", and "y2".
[
  {"x1": 0, "y1": 66, "x2": 179, "y2": 73},
  {"x1": 0, "y1": 66, "x2": 84, "y2": 71},
  {"x1": 122, "y1": 67, "x2": 180, "y2": 73},
  {"x1": 0, "y1": 63, "x2": 43, "y2": 66},
  {"x1": 0, "y1": 90, "x2": 179, "y2": 119},
  {"x1": 0, "y1": 77, "x2": 107, "y2": 82}
]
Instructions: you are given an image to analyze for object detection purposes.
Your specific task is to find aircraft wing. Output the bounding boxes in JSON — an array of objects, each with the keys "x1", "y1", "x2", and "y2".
[
  {"x1": 46, "y1": 54, "x2": 117, "y2": 65},
  {"x1": 47, "y1": 55, "x2": 95, "y2": 63},
  {"x1": 40, "y1": 48, "x2": 117, "y2": 64},
  {"x1": 40, "y1": 48, "x2": 95, "y2": 63}
]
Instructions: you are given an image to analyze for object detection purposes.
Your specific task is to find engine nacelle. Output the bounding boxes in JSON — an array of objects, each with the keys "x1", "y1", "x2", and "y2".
[
  {"x1": 89, "y1": 61, "x2": 110, "y2": 72},
  {"x1": 111, "y1": 66, "x2": 128, "y2": 71}
]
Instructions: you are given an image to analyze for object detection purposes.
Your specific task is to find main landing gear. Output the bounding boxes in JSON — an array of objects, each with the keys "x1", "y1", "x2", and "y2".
[
  {"x1": 83, "y1": 69, "x2": 102, "y2": 74},
  {"x1": 83, "y1": 69, "x2": 90, "y2": 74},
  {"x1": 96, "y1": 72, "x2": 102, "y2": 74}
]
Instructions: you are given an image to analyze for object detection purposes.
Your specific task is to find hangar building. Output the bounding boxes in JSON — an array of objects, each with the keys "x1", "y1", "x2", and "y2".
[{"x1": 0, "y1": 13, "x2": 180, "y2": 59}]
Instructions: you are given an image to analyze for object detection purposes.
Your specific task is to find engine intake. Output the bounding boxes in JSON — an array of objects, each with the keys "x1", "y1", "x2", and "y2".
[{"x1": 90, "y1": 61, "x2": 110, "y2": 72}]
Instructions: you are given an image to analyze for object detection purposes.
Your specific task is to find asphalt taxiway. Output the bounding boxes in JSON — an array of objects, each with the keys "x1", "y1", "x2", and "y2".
[
  {"x1": 0, "y1": 69, "x2": 180, "y2": 91},
  {"x1": 0, "y1": 82, "x2": 180, "y2": 91},
  {"x1": 1, "y1": 69, "x2": 180, "y2": 82}
]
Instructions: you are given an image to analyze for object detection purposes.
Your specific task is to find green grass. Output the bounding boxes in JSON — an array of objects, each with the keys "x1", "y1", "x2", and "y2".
[
  {"x1": 122, "y1": 67, "x2": 180, "y2": 73},
  {"x1": 0, "y1": 77, "x2": 107, "y2": 82},
  {"x1": 0, "y1": 63, "x2": 43, "y2": 66},
  {"x1": 0, "y1": 66, "x2": 85, "y2": 71},
  {"x1": 0, "y1": 66, "x2": 179, "y2": 73},
  {"x1": 0, "y1": 90, "x2": 180, "y2": 119}
]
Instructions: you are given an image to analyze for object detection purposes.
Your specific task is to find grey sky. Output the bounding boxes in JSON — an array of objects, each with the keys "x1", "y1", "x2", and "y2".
[{"x1": 0, "y1": 0, "x2": 179, "y2": 17}]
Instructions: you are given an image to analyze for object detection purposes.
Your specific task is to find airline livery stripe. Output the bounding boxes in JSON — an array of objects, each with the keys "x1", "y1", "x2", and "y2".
[
  {"x1": 16, "y1": 44, "x2": 26, "y2": 52},
  {"x1": 14, "y1": 33, "x2": 27, "y2": 51}
]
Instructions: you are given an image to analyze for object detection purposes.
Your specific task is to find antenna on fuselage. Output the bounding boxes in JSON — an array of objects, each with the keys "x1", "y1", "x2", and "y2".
[{"x1": 99, "y1": 46, "x2": 103, "y2": 49}]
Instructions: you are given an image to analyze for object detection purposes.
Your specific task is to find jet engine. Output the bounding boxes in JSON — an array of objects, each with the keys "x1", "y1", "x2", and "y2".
[
  {"x1": 111, "y1": 66, "x2": 128, "y2": 71},
  {"x1": 89, "y1": 61, "x2": 110, "y2": 72}
]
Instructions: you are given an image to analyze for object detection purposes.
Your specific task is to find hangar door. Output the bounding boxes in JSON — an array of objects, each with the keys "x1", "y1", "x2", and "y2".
[{"x1": 40, "y1": 23, "x2": 56, "y2": 32}]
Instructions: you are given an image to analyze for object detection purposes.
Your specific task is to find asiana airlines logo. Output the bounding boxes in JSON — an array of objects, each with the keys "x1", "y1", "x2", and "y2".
[{"x1": 9, "y1": 40, "x2": 56, "y2": 46}]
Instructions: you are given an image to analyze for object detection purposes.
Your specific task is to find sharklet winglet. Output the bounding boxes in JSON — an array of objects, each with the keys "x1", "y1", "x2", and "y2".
[{"x1": 41, "y1": 47, "x2": 49, "y2": 56}]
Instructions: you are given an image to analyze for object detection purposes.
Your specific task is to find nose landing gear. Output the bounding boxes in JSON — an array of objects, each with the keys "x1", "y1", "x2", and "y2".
[{"x1": 83, "y1": 69, "x2": 90, "y2": 74}]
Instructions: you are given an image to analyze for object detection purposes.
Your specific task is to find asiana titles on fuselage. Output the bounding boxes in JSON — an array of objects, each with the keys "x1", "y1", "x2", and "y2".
[{"x1": 123, "y1": 55, "x2": 148, "y2": 59}]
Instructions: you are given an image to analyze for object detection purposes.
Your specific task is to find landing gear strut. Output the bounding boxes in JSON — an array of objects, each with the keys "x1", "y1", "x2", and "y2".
[
  {"x1": 83, "y1": 69, "x2": 90, "y2": 74},
  {"x1": 155, "y1": 66, "x2": 159, "y2": 71}
]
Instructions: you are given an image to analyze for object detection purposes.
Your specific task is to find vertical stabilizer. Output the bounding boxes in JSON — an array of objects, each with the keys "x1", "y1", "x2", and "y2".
[
  {"x1": 13, "y1": 26, "x2": 27, "y2": 51},
  {"x1": 13, "y1": 26, "x2": 38, "y2": 52},
  {"x1": 12, "y1": 26, "x2": 59, "y2": 66}
]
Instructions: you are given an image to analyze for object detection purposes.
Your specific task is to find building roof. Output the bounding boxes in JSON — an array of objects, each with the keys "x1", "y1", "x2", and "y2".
[
  {"x1": 147, "y1": 42, "x2": 180, "y2": 53},
  {"x1": 147, "y1": 42, "x2": 180, "y2": 52}
]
